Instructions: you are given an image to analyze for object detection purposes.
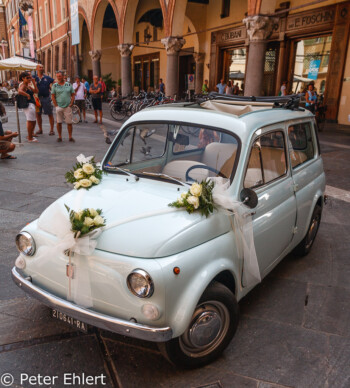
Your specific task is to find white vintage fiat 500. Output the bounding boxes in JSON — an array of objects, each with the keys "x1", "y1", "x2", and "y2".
[{"x1": 13, "y1": 96, "x2": 325, "y2": 368}]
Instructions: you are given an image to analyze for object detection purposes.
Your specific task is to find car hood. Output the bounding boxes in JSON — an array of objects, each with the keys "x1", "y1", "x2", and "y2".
[{"x1": 37, "y1": 175, "x2": 231, "y2": 258}]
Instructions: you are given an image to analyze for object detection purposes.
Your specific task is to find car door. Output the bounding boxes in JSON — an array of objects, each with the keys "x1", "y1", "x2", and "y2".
[
  {"x1": 287, "y1": 119, "x2": 324, "y2": 240},
  {"x1": 243, "y1": 124, "x2": 297, "y2": 279}
]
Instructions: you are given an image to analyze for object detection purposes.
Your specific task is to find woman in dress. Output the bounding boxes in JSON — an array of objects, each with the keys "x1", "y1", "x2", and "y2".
[
  {"x1": 18, "y1": 72, "x2": 39, "y2": 142},
  {"x1": 305, "y1": 83, "x2": 317, "y2": 114}
]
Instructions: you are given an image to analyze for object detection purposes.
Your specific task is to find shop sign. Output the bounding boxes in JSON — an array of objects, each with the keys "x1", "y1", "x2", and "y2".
[
  {"x1": 218, "y1": 27, "x2": 246, "y2": 43},
  {"x1": 308, "y1": 60, "x2": 321, "y2": 80},
  {"x1": 287, "y1": 8, "x2": 335, "y2": 31}
]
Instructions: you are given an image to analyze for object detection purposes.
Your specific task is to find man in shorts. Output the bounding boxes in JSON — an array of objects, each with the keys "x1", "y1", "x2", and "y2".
[
  {"x1": 73, "y1": 76, "x2": 87, "y2": 123},
  {"x1": 51, "y1": 71, "x2": 75, "y2": 142},
  {"x1": 34, "y1": 64, "x2": 55, "y2": 136},
  {"x1": 90, "y1": 75, "x2": 103, "y2": 124}
]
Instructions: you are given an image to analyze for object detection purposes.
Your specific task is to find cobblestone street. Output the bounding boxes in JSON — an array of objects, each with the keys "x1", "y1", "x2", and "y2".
[{"x1": 1, "y1": 108, "x2": 350, "y2": 388}]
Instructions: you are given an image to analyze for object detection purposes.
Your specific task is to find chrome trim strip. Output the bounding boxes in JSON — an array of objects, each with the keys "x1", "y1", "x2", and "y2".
[{"x1": 11, "y1": 267, "x2": 173, "y2": 342}]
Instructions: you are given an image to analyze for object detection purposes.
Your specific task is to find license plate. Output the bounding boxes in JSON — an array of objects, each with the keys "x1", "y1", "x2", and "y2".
[{"x1": 51, "y1": 309, "x2": 88, "y2": 333}]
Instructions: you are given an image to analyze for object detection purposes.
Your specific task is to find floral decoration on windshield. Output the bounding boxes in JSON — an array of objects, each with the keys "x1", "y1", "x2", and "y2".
[{"x1": 169, "y1": 180, "x2": 215, "y2": 217}]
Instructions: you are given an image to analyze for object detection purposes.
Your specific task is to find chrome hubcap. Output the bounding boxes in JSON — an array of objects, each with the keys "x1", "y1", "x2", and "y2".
[{"x1": 179, "y1": 301, "x2": 230, "y2": 358}]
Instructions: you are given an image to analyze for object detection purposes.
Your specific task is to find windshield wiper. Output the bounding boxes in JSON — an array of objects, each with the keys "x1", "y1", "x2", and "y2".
[
  {"x1": 139, "y1": 172, "x2": 190, "y2": 187},
  {"x1": 105, "y1": 165, "x2": 139, "y2": 181}
]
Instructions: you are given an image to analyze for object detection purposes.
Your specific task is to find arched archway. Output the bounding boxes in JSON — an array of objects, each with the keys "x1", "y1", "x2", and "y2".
[
  {"x1": 90, "y1": 0, "x2": 120, "y2": 81},
  {"x1": 78, "y1": 14, "x2": 92, "y2": 80}
]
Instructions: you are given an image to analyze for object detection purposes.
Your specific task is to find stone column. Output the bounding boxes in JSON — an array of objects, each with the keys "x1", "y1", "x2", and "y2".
[
  {"x1": 161, "y1": 37, "x2": 185, "y2": 98},
  {"x1": 275, "y1": 40, "x2": 286, "y2": 95},
  {"x1": 193, "y1": 53, "x2": 205, "y2": 94},
  {"x1": 71, "y1": 53, "x2": 82, "y2": 78},
  {"x1": 89, "y1": 50, "x2": 102, "y2": 77},
  {"x1": 118, "y1": 44, "x2": 134, "y2": 97},
  {"x1": 243, "y1": 15, "x2": 277, "y2": 96}
]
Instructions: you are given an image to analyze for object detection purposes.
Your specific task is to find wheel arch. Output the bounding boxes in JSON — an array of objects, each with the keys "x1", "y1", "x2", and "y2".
[{"x1": 167, "y1": 259, "x2": 239, "y2": 338}]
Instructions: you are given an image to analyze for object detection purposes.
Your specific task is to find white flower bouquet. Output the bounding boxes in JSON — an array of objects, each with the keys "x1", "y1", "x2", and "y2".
[
  {"x1": 168, "y1": 180, "x2": 215, "y2": 217},
  {"x1": 65, "y1": 205, "x2": 106, "y2": 237},
  {"x1": 65, "y1": 154, "x2": 105, "y2": 190}
]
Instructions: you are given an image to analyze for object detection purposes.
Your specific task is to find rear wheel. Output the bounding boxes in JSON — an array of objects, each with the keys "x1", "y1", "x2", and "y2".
[
  {"x1": 293, "y1": 204, "x2": 322, "y2": 256},
  {"x1": 158, "y1": 282, "x2": 239, "y2": 368},
  {"x1": 110, "y1": 104, "x2": 127, "y2": 121}
]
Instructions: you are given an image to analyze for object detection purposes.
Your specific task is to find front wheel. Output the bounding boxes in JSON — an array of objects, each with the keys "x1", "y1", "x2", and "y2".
[{"x1": 158, "y1": 282, "x2": 239, "y2": 368}]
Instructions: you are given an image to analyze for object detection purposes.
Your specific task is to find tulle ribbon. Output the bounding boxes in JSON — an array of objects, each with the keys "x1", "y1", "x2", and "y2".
[{"x1": 210, "y1": 177, "x2": 261, "y2": 288}]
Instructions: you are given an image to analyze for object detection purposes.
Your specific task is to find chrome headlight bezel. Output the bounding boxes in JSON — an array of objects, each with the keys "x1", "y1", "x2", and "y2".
[
  {"x1": 127, "y1": 269, "x2": 154, "y2": 298},
  {"x1": 15, "y1": 232, "x2": 36, "y2": 256}
]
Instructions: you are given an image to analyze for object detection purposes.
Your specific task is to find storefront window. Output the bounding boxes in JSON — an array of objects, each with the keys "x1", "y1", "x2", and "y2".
[
  {"x1": 292, "y1": 36, "x2": 332, "y2": 96},
  {"x1": 134, "y1": 54, "x2": 160, "y2": 92}
]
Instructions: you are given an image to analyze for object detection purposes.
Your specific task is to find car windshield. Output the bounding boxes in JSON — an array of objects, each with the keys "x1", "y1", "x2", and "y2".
[{"x1": 103, "y1": 123, "x2": 240, "y2": 184}]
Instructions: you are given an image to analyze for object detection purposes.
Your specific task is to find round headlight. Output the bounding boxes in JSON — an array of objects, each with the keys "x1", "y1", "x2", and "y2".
[
  {"x1": 127, "y1": 269, "x2": 154, "y2": 298},
  {"x1": 15, "y1": 232, "x2": 36, "y2": 256}
]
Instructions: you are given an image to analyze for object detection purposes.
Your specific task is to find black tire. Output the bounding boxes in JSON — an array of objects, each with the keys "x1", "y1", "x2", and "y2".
[
  {"x1": 293, "y1": 204, "x2": 322, "y2": 257},
  {"x1": 110, "y1": 105, "x2": 127, "y2": 121},
  {"x1": 158, "y1": 281, "x2": 239, "y2": 368}
]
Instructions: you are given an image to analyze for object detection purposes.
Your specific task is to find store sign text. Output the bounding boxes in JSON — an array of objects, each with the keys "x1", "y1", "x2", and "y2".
[
  {"x1": 220, "y1": 29, "x2": 245, "y2": 42},
  {"x1": 287, "y1": 9, "x2": 335, "y2": 30}
]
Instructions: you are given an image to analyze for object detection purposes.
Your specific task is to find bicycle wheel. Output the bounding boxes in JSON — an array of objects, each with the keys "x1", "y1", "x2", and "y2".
[
  {"x1": 71, "y1": 105, "x2": 81, "y2": 124},
  {"x1": 110, "y1": 105, "x2": 127, "y2": 121}
]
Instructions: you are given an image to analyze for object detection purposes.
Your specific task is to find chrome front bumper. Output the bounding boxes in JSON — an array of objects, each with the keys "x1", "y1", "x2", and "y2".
[{"x1": 12, "y1": 267, "x2": 173, "y2": 342}]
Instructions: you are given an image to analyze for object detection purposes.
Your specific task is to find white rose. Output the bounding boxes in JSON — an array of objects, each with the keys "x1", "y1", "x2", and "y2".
[
  {"x1": 89, "y1": 175, "x2": 100, "y2": 184},
  {"x1": 75, "y1": 210, "x2": 83, "y2": 220},
  {"x1": 74, "y1": 168, "x2": 83, "y2": 180},
  {"x1": 73, "y1": 181, "x2": 81, "y2": 190},
  {"x1": 187, "y1": 195, "x2": 199, "y2": 209},
  {"x1": 83, "y1": 217, "x2": 94, "y2": 227},
  {"x1": 93, "y1": 215, "x2": 104, "y2": 226},
  {"x1": 82, "y1": 163, "x2": 95, "y2": 175},
  {"x1": 190, "y1": 183, "x2": 202, "y2": 197},
  {"x1": 177, "y1": 197, "x2": 184, "y2": 205},
  {"x1": 89, "y1": 208, "x2": 98, "y2": 217},
  {"x1": 80, "y1": 179, "x2": 92, "y2": 188},
  {"x1": 180, "y1": 192, "x2": 188, "y2": 199}
]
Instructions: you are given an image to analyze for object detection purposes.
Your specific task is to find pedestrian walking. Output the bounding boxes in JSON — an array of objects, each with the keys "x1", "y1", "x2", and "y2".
[
  {"x1": 51, "y1": 70, "x2": 75, "y2": 142},
  {"x1": 159, "y1": 78, "x2": 165, "y2": 94},
  {"x1": 99, "y1": 77, "x2": 107, "y2": 100},
  {"x1": 216, "y1": 79, "x2": 227, "y2": 94},
  {"x1": 73, "y1": 76, "x2": 87, "y2": 123},
  {"x1": 225, "y1": 81, "x2": 234, "y2": 95},
  {"x1": 0, "y1": 102, "x2": 17, "y2": 159},
  {"x1": 279, "y1": 80, "x2": 288, "y2": 96},
  {"x1": 18, "y1": 72, "x2": 39, "y2": 143},
  {"x1": 305, "y1": 83, "x2": 317, "y2": 114},
  {"x1": 202, "y1": 79, "x2": 209, "y2": 94},
  {"x1": 90, "y1": 75, "x2": 103, "y2": 124},
  {"x1": 83, "y1": 78, "x2": 90, "y2": 96},
  {"x1": 34, "y1": 64, "x2": 55, "y2": 136}
]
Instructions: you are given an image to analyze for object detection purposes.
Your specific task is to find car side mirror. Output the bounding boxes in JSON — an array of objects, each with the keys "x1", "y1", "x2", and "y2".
[{"x1": 240, "y1": 188, "x2": 258, "y2": 209}]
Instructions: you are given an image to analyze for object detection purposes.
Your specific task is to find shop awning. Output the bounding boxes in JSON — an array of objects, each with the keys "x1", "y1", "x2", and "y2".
[
  {"x1": 0, "y1": 56, "x2": 37, "y2": 70},
  {"x1": 229, "y1": 71, "x2": 245, "y2": 80},
  {"x1": 293, "y1": 74, "x2": 314, "y2": 83}
]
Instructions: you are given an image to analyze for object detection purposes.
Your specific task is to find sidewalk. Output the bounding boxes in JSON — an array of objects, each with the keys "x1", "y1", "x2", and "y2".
[{"x1": 1, "y1": 116, "x2": 350, "y2": 388}]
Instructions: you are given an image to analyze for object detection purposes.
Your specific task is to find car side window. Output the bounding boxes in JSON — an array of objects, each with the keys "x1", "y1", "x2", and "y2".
[
  {"x1": 288, "y1": 122, "x2": 315, "y2": 169},
  {"x1": 244, "y1": 131, "x2": 287, "y2": 189}
]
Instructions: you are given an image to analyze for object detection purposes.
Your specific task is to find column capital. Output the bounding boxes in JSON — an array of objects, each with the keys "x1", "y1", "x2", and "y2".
[
  {"x1": 161, "y1": 36, "x2": 186, "y2": 55},
  {"x1": 243, "y1": 15, "x2": 278, "y2": 41},
  {"x1": 118, "y1": 44, "x2": 134, "y2": 57},
  {"x1": 89, "y1": 50, "x2": 102, "y2": 61},
  {"x1": 193, "y1": 52, "x2": 205, "y2": 63}
]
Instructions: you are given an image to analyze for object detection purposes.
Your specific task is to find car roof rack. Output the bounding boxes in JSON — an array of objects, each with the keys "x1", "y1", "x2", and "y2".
[{"x1": 207, "y1": 92, "x2": 304, "y2": 111}]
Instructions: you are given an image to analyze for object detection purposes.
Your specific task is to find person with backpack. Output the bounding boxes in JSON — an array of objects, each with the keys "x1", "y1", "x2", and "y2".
[{"x1": 51, "y1": 71, "x2": 75, "y2": 142}]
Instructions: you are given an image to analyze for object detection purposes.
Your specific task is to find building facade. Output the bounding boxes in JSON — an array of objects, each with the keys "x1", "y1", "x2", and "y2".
[{"x1": 4, "y1": 0, "x2": 350, "y2": 125}]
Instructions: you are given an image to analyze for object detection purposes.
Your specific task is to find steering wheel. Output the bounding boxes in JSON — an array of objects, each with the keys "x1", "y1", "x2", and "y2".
[{"x1": 185, "y1": 164, "x2": 227, "y2": 182}]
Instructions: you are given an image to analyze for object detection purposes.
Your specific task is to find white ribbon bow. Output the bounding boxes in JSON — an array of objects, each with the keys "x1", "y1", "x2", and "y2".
[{"x1": 210, "y1": 177, "x2": 261, "y2": 288}]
